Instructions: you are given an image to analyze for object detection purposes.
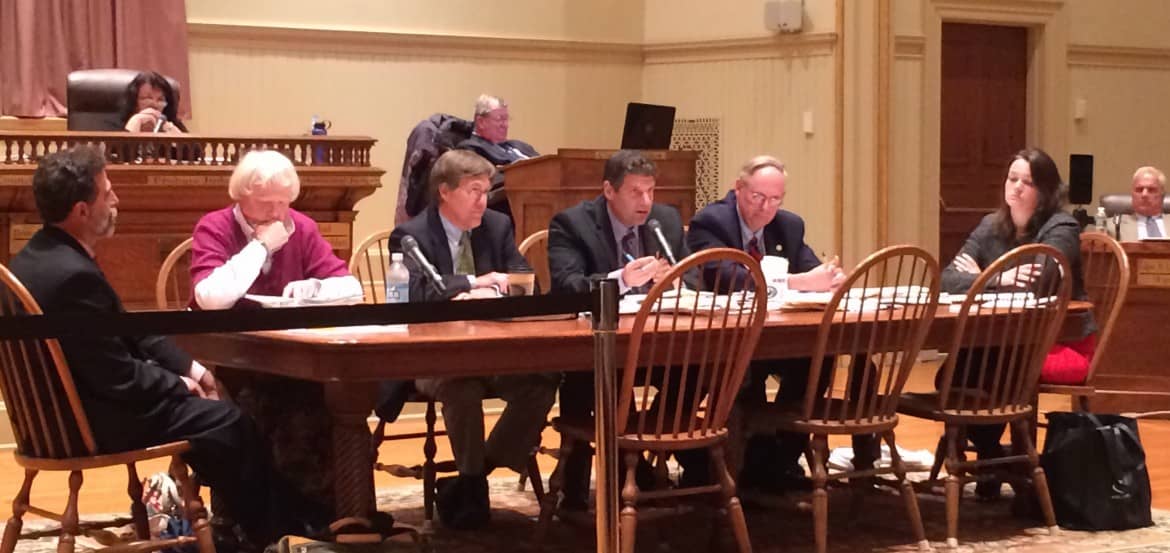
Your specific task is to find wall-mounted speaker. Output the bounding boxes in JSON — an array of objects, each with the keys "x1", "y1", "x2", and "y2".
[{"x1": 1068, "y1": 153, "x2": 1094, "y2": 205}]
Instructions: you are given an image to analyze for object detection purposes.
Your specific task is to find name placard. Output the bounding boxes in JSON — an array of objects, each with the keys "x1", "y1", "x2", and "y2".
[{"x1": 1136, "y1": 258, "x2": 1170, "y2": 287}]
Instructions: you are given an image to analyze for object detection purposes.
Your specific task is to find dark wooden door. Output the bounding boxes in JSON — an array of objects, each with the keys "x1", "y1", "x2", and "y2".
[{"x1": 939, "y1": 23, "x2": 1028, "y2": 264}]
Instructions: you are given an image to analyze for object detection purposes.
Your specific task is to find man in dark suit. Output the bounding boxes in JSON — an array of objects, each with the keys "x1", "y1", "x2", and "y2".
[
  {"x1": 687, "y1": 155, "x2": 867, "y2": 494},
  {"x1": 9, "y1": 146, "x2": 314, "y2": 547},
  {"x1": 388, "y1": 149, "x2": 557, "y2": 529},
  {"x1": 547, "y1": 149, "x2": 702, "y2": 508},
  {"x1": 457, "y1": 94, "x2": 539, "y2": 221}
]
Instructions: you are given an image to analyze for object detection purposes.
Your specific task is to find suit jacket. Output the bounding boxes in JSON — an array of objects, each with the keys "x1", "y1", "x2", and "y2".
[
  {"x1": 1110, "y1": 214, "x2": 1142, "y2": 242},
  {"x1": 389, "y1": 204, "x2": 530, "y2": 303},
  {"x1": 457, "y1": 134, "x2": 539, "y2": 167},
  {"x1": 940, "y1": 212, "x2": 1094, "y2": 339},
  {"x1": 8, "y1": 226, "x2": 195, "y2": 450},
  {"x1": 548, "y1": 196, "x2": 691, "y2": 294},
  {"x1": 686, "y1": 190, "x2": 821, "y2": 292}
]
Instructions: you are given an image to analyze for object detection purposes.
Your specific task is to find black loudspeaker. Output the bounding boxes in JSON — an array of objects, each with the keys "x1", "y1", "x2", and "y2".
[{"x1": 1069, "y1": 154, "x2": 1094, "y2": 205}]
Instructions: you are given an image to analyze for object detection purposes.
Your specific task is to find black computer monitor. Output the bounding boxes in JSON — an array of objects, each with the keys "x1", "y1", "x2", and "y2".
[{"x1": 620, "y1": 102, "x2": 676, "y2": 150}]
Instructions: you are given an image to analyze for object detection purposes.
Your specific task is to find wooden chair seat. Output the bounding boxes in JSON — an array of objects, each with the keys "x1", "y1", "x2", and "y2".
[
  {"x1": 14, "y1": 441, "x2": 191, "y2": 472},
  {"x1": 744, "y1": 397, "x2": 902, "y2": 436},
  {"x1": 551, "y1": 415, "x2": 726, "y2": 451},
  {"x1": 897, "y1": 391, "x2": 1033, "y2": 424}
]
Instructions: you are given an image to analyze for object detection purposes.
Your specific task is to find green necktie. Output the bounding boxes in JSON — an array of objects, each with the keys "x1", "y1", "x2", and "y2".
[{"x1": 455, "y1": 231, "x2": 475, "y2": 276}]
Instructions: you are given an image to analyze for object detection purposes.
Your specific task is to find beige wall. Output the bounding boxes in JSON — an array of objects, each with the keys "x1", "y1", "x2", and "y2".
[
  {"x1": 185, "y1": 1, "x2": 643, "y2": 242},
  {"x1": 187, "y1": 0, "x2": 644, "y2": 42},
  {"x1": 184, "y1": 0, "x2": 1170, "y2": 261},
  {"x1": 643, "y1": 0, "x2": 836, "y2": 42}
]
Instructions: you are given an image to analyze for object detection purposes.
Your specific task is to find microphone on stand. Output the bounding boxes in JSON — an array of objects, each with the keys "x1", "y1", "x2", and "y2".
[
  {"x1": 152, "y1": 113, "x2": 168, "y2": 133},
  {"x1": 400, "y1": 235, "x2": 447, "y2": 295},
  {"x1": 646, "y1": 219, "x2": 678, "y2": 265}
]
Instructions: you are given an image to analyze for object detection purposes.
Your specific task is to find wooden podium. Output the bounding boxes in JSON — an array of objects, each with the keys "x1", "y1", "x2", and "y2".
[
  {"x1": 0, "y1": 132, "x2": 382, "y2": 310},
  {"x1": 1091, "y1": 240, "x2": 1170, "y2": 413},
  {"x1": 502, "y1": 148, "x2": 698, "y2": 244}
]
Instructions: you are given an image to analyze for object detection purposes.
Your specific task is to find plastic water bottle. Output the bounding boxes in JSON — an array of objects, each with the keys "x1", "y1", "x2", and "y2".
[
  {"x1": 386, "y1": 253, "x2": 410, "y2": 303},
  {"x1": 1094, "y1": 206, "x2": 1107, "y2": 232}
]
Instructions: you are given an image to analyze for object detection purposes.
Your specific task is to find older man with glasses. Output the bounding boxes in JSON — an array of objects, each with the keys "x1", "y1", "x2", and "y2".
[
  {"x1": 456, "y1": 93, "x2": 540, "y2": 222},
  {"x1": 687, "y1": 155, "x2": 869, "y2": 497}
]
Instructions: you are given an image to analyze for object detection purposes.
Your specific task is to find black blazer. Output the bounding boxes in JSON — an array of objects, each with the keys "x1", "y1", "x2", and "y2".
[
  {"x1": 457, "y1": 134, "x2": 539, "y2": 167},
  {"x1": 389, "y1": 204, "x2": 530, "y2": 302},
  {"x1": 686, "y1": 190, "x2": 821, "y2": 291},
  {"x1": 7, "y1": 226, "x2": 194, "y2": 448},
  {"x1": 548, "y1": 196, "x2": 691, "y2": 294}
]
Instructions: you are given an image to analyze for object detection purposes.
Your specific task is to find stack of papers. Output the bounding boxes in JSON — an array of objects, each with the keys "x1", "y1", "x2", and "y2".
[{"x1": 244, "y1": 294, "x2": 365, "y2": 308}]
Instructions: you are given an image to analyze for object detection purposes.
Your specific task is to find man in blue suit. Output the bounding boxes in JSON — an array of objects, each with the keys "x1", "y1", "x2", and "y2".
[{"x1": 688, "y1": 155, "x2": 870, "y2": 494}]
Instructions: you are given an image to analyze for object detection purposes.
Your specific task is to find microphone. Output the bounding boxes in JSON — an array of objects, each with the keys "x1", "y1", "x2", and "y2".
[
  {"x1": 152, "y1": 113, "x2": 167, "y2": 133},
  {"x1": 400, "y1": 235, "x2": 447, "y2": 295},
  {"x1": 1113, "y1": 214, "x2": 1122, "y2": 240},
  {"x1": 646, "y1": 219, "x2": 678, "y2": 265}
]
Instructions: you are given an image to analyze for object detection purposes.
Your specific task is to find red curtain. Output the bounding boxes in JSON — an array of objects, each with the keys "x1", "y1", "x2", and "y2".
[{"x1": 0, "y1": 0, "x2": 191, "y2": 119}]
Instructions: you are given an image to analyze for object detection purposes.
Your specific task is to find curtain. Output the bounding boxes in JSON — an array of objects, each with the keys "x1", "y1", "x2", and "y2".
[{"x1": 0, "y1": 0, "x2": 190, "y2": 119}]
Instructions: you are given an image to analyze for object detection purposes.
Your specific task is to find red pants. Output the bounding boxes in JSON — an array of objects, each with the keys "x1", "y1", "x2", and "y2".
[{"x1": 1040, "y1": 333, "x2": 1096, "y2": 385}]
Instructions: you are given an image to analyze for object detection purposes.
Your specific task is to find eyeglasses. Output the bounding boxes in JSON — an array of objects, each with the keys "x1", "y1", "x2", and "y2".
[{"x1": 744, "y1": 189, "x2": 783, "y2": 208}]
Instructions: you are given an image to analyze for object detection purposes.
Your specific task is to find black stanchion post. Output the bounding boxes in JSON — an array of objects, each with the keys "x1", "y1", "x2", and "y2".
[{"x1": 591, "y1": 278, "x2": 619, "y2": 553}]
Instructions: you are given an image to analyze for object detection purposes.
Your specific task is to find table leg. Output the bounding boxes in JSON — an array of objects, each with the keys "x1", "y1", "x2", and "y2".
[
  {"x1": 323, "y1": 382, "x2": 382, "y2": 543},
  {"x1": 592, "y1": 280, "x2": 620, "y2": 553}
]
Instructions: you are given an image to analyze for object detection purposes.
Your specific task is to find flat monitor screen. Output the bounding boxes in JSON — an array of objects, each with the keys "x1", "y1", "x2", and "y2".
[{"x1": 620, "y1": 103, "x2": 676, "y2": 150}]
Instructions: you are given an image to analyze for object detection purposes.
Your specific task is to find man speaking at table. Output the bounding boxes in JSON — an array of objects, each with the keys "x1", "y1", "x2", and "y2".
[
  {"x1": 546, "y1": 149, "x2": 700, "y2": 509},
  {"x1": 9, "y1": 146, "x2": 315, "y2": 547},
  {"x1": 388, "y1": 149, "x2": 558, "y2": 529}
]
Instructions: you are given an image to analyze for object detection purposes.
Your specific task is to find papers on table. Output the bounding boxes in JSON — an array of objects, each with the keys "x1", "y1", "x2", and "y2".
[
  {"x1": 285, "y1": 324, "x2": 409, "y2": 336},
  {"x1": 618, "y1": 290, "x2": 754, "y2": 315},
  {"x1": 244, "y1": 293, "x2": 364, "y2": 308}
]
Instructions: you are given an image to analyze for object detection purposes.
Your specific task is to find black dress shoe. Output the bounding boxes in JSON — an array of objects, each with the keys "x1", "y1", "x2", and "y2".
[{"x1": 436, "y1": 474, "x2": 491, "y2": 530}]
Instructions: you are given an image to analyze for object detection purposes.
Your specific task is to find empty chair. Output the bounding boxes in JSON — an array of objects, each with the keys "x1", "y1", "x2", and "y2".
[
  {"x1": 156, "y1": 238, "x2": 194, "y2": 310},
  {"x1": 517, "y1": 229, "x2": 550, "y2": 294}
]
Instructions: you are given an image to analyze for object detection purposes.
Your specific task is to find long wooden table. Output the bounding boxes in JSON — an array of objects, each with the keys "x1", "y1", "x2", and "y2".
[{"x1": 175, "y1": 302, "x2": 1090, "y2": 550}]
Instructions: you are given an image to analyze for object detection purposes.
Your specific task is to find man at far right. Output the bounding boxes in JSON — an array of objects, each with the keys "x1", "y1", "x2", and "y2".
[{"x1": 1111, "y1": 166, "x2": 1166, "y2": 241}]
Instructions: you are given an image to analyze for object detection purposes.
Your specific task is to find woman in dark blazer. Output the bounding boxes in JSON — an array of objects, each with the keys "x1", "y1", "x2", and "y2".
[{"x1": 940, "y1": 147, "x2": 1094, "y2": 497}]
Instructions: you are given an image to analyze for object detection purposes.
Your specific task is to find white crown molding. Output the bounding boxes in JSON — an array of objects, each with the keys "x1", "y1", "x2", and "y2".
[
  {"x1": 931, "y1": 0, "x2": 1063, "y2": 20},
  {"x1": 1068, "y1": 44, "x2": 1170, "y2": 71},
  {"x1": 187, "y1": 22, "x2": 644, "y2": 64},
  {"x1": 642, "y1": 33, "x2": 838, "y2": 65}
]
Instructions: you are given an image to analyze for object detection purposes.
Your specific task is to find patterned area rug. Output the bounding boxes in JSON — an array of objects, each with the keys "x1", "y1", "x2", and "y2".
[
  {"x1": 373, "y1": 478, "x2": 1170, "y2": 553},
  {"x1": 8, "y1": 478, "x2": 1170, "y2": 553}
]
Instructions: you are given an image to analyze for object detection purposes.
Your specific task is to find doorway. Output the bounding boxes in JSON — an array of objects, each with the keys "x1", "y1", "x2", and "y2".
[{"x1": 938, "y1": 22, "x2": 1028, "y2": 264}]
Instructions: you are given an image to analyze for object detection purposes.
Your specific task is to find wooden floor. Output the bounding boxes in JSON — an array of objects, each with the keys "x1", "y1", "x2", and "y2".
[{"x1": 2, "y1": 362, "x2": 1169, "y2": 520}]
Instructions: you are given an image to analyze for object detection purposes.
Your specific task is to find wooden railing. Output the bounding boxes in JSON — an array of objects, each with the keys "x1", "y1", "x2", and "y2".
[
  {"x1": 0, "y1": 131, "x2": 383, "y2": 311},
  {"x1": 0, "y1": 131, "x2": 375, "y2": 167}
]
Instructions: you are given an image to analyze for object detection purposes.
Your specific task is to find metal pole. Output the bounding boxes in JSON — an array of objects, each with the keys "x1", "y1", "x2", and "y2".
[{"x1": 591, "y1": 278, "x2": 619, "y2": 553}]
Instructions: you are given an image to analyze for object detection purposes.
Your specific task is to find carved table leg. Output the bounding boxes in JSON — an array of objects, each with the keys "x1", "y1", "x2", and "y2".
[{"x1": 323, "y1": 382, "x2": 382, "y2": 543}]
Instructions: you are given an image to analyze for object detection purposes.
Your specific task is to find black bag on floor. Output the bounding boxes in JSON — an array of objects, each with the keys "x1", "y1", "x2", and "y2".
[{"x1": 1040, "y1": 412, "x2": 1153, "y2": 530}]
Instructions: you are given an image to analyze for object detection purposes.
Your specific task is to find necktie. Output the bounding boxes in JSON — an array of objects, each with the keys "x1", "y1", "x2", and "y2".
[
  {"x1": 455, "y1": 232, "x2": 475, "y2": 275},
  {"x1": 621, "y1": 229, "x2": 639, "y2": 260},
  {"x1": 1147, "y1": 217, "x2": 1162, "y2": 238},
  {"x1": 747, "y1": 236, "x2": 763, "y2": 262}
]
